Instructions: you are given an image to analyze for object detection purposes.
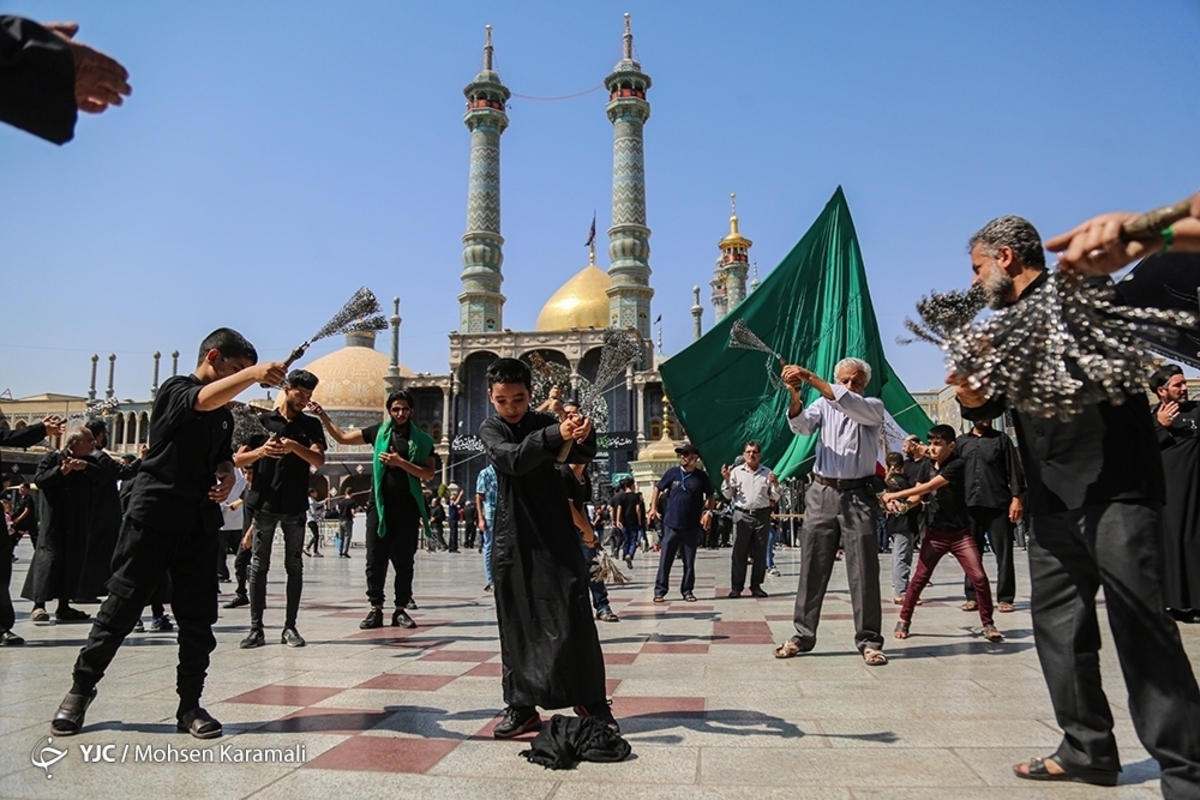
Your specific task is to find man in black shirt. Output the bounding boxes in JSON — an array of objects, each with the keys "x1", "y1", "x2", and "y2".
[
  {"x1": 52, "y1": 328, "x2": 285, "y2": 739},
  {"x1": 235, "y1": 370, "x2": 326, "y2": 649},
  {"x1": 955, "y1": 418, "x2": 1025, "y2": 614},
  {"x1": 614, "y1": 478, "x2": 645, "y2": 569},
  {"x1": 882, "y1": 425, "x2": 1002, "y2": 642},
  {"x1": 310, "y1": 390, "x2": 435, "y2": 630},
  {"x1": 956, "y1": 216, "x2": 1200, "y2": 791}
]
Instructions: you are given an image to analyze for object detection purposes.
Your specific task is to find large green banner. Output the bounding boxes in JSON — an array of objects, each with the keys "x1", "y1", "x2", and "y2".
[{"x1": 660, "y1": 187, "x2": 933, "y2": 478}]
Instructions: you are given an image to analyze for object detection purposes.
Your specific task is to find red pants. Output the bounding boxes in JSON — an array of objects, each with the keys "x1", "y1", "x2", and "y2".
[{"x1": 901, "y1": 525, "x2": 994, "y2": 627}]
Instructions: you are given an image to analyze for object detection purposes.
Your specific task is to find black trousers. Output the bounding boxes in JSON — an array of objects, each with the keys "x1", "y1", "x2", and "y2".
[
  {"x1": 1, "y1": 547, "x2": 14, "y2": 631},
  {"x1": 72, "y1": 516, "x2": 219, "y2": 711},
  {"x1": 731, "y1": 508, "x2": 771, "y2": 592},
  {"x1": 448, "y1": 520, "x2": 459, "y2": 552},
  {"x1": 306, "y1": 521, "x2": 321, "y2": 553},
  {"x1": 365, "y1": 505, "x2": 419, "y2": 608},
  {"x1": 232, "y1": 544, "x2": 250, "y2": 596},
  {"x1": 964, "y1": 506, "x2": 1016, "y2": 604},
  {"x1": 1029, "y1": 502, "x2": 1200, "y2": 797}
]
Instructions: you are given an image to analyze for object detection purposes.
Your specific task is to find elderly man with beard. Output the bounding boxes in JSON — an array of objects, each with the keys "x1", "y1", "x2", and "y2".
[
  {"x1": 22, "y1": 426, "x2": 98, "y2": 624},
  {"x1": 1150, "y1": 363, "x2": 1200, "y2": 624},
  {"x1": 955, "y1": 216, "x2": 1200, "y2": 793}
]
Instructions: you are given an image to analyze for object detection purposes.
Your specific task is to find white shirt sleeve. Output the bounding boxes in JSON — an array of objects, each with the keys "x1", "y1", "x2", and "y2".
[
  {"x1": 830, "y1": 385, "x2": 886, "y2": 426},
  {"x1": 787, "y1": 398, "x2": 824, "y2": 436}
]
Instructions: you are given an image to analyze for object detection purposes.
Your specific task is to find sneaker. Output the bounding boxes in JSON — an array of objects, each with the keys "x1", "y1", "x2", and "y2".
[
  {"x1": 133, "y1": 618, "x2": 145, "y2": 633},
  {"x1": 239, "y1": 629, "x2": 265, "y2": 649},
  {"x1": 573, "y1": 699, "x2": 619, "y2": 733},
  {"x1": 223, "y1": 594, "x2": 249, "y2": 609},
  {"x1": 405, "y1": 600, "x2": 418, "y2": 611},
  {"x1": 359, "y1": 608, "x2": 383, "y2": 629},
  {"x1": 302, "y1": 550, "x2": 312, "y2": 557},
  {"x1": 596, "y1": 607, "x2": 619, "y2": 622},
  {"x1": 624, "y1": 556, "x2": 633, "y2": 568},
  {"x1": 484, "y1": 584, "x2": 493, "y2": 593},
  {"x1": 314, "y1": 552, "x2": 324, "y2": 558},
  {"x1": 281, "y1": 627, "x2": 306, "y2": 647},
  {"x1": 767, "y1": 567, "x2": 781, "y2": 577},
  {"x1": 392, "y1": 609, "x2": 417, "y2": 629},
  {"x1": 148, "y1": 615, "x2": 174, "y2": 632},
  {"x1": 493, "y1": 705, "x2": 540, "y2": 739}
]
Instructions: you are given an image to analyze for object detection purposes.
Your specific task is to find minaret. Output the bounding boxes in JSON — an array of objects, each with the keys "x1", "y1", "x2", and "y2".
[
  {"x1": 713, "y1": 192, "x2": 752, "y2": 321},
  {"x1": 458, "y1": 25, "x2": 510, "y2": 333},
  {"x1": 171, "y1": 350, "x2": 179, "y2": 377},
  {"x1": 691, "y1": 286, "x2": 703, "y2": 341},
  {"x1": 106, "y1": 353, "x2": 116, "y2": 399},
  {"x1": 605, "y1": 13, "x2": 653, "y2": 337},
  {"x1": 385, "y1": 297, "x2": 403, "y2": 392},
  {"x1": 151, "y1": 351, "x2": 161, "y2": 400},
  {"x1": 88, "y1": 354, "x2": 99, "y2": 401}
]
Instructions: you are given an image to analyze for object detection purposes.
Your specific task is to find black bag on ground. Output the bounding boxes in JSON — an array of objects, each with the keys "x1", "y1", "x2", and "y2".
[{"x1": 519, "y1": 714, "x2": 632, "y2": 769}]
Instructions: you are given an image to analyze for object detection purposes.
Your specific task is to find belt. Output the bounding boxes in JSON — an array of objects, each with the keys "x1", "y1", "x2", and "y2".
[
  {"x1": 735, "y1": 506, "x2": 772, "y2": 514},
  {"x1": 813, "y1": 474, "x2": 871, "y2": 491}
]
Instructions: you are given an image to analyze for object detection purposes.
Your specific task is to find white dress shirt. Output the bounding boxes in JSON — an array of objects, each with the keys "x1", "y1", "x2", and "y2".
[{"x1": 787, "y1": 384, "x2": 884, "y2": 479}]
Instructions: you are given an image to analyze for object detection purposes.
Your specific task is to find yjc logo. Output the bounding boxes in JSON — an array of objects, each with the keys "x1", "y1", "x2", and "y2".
[{"x1": 30, "y1": 736, "x2": 68, "y2": 779}]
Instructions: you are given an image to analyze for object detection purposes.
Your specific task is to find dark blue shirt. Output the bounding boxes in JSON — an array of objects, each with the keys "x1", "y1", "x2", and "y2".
[{"x1": 656, "y1": 466, "x2": 715, "y2": 530}]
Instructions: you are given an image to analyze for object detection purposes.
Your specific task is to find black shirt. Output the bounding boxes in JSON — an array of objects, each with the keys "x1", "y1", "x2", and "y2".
[
  {"x1": 954, "y1": 428, "x2": 1026, "y2": 510},
  {"x1": 125, "y1": 374, "x2": 234, "y2": 532},
  {"x1": 961, "y1": 272, "x2": 1165, "y2": 515},
  {"x1": 337, "y1": 495, "x2": 356, "y2": 521},
  {"x1": 361, "y1": 422, "x2": 421, "y2": 519},
  {"x1": 902, "y1": 456, "x2": 931, "y2": 485},
  {"x1": 924, "y1": 454, "x2": 970, "y2": 532},
  {"x1": 615, "y1": 490, "x2": 644, "y2": 529},
  {"x1": 561, "y1": 465, "x2": 592, "y2": 516},
  {"x1": 10, "y1": 492, "x2": 37, "y2": 533},
  {"x1": 244, "y1": 409, "x2": 327, "y2": 515}
]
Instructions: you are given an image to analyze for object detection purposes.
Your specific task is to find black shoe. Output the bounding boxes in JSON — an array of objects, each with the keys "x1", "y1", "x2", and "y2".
[
  {"x1": 484, "y1": 584, "x2": 493, "y2": 593},
  {"x1": 55, "y1": 606, "x2": 90, "y2": 623},
  {"x1": 596, "y1": 607, "x2": 619, "y2": 622},
  {"x1": 133, "y1": 618, "x2": 145, "y2": 633},
  {"x1": 239, "y1": 629, "x2": 265, "y2": 649},
  {"x1": 0, "y1": 630, "x2": 25, "y2": 646},
  {"x1": 281, "y1": 627, "x2": 306, "y2": 647},
  {"x1": 177, "y1": 707, "x2": 223, "y2": 740},
  {"x1": 573, "y1": 699, "x2": 620, "y2": 733},
  {"x1": 493, "y1": 705, "x2": 540, "y2": 739},
  {"x1": 750, "y1": 588, "x2": 769, "y2": 598},
  {"x1": 406, "y1": 600, "x2": 418, "y2": 611},
  {"x1": 359, "y1": 609, "x2": 383, "y2": 629},
  {"x1": 223, "y1": 594, "x2": 249, "y2": 609},
  {"x1": 624, "y1": 556, "x2": 633, "y2": 568},
  {"x1": 392, "y1": 609, "x2": 417, "y2": 629},
  {"x1": 52, "y1": 687, "x2": 97, "y2": 736},
  {"x1": 727, "y1": 590, "x2": 743, "y2": 598},
  {"x1": 148, "y1": 615, "x2": 174, "y2": 632}
]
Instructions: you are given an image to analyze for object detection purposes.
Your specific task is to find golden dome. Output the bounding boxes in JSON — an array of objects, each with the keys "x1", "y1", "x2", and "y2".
[
  {"x1": 301, "y1": 331, "x2": 413, "y2": 411},
  {"x1": 535, "y1": 261, "x2": 612, "y2": 331},
  {"x1": 720, "y1": 192, "x2": 752, "y2": 250}
]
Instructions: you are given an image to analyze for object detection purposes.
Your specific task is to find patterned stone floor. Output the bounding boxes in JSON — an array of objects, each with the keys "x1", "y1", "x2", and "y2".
[{"x1": 2, "y1": 536, "x2": 1197, "y2": 799}]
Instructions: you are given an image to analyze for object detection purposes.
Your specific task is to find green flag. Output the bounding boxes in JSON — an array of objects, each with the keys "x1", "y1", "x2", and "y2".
[{"x1": 660, "y1": 187, "x2": 933, "y2": 479}]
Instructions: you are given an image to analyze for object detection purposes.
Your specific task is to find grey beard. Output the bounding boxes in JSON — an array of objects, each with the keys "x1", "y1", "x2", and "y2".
[{"x1": 983, "y1": 271, "x2": 1015, "y2": 310}]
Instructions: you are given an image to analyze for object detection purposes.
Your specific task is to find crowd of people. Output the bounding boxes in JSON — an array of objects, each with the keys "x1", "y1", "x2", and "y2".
[{"x1": 4, "y1": 11, "x2": 1200, "y2": 794}]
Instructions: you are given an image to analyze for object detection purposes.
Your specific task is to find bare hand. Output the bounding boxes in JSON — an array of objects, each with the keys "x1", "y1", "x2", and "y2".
[
  {"x1": 138, "y1": 444, "x2": 148, "y2": 459},
  {"x1": 560, "y1": 414, "x2": 584, "y2": 441},
  {"x1": 571, "y1": 414, "x2": 592, "y2": 443},
  {"x1": 947, "y1": 372, "x2": 988, "y2": 409},
  {"x1": 1045, "y1": 212, "x2": 1147, "y2": 276},
  {"x1": 251, "y1": 361, "x2": 288, "y2": 386},
  {"x1": 720, "y1": 464, "x2": 731, "y2": 480},
  {"x1": 701, "y1": 510, "x2": 713, "y2": 531},
  {"x1": 42, "y1": 416, "x2": 65, "y2": 438},
  {"x1": 305, "y1": 401, "x2": 327, "y2": 418},
  {"x1": 241, "y1": 527, "x2": 254, "y2": 551},
  {"x1": 45, "y1": 22, "x2": 132, "y2": 113},
  {"x1": 1158, "y1": 400, "x2": 1180, "y2": 428},
  {"x1": 379, "y1": 450, "x2": 405, "y2": 468},
  {"x1": 277, "y1": 437, "x2": 300, "y2": 455},
  {"x1": 258, "y1": 439, "x2": 286, "y2": 460},
  {"x1": 768, "y1": 471, "x2": 779, "y2": 485},
  {"x1": 781, "y1": 364, "x2": 811, "y2": 389},
  {"x1": 1008, "y1": 495, "x2": 1024, "y2": 524},
  {"x1": 209, "y1": 469, "x2": 235, "y2": 502}
]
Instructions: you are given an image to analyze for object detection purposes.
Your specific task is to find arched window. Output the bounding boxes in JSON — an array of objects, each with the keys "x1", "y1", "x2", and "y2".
[
  {"x1": 138, "y1": 413, "x2": 150, "y2": 444},
  {"x1": 112, "y1": 414, "x2": 125, "y2": 446},
  {"x1": 649, "y1": 418, "x2": 662, "y2": 440}
]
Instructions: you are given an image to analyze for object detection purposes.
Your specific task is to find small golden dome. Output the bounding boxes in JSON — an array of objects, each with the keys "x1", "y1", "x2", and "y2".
[
  {"x1": 720, "y1": 192, "x2": 752, "y2": 250},
  {"x1": 535, "y1": 262, "x2": 612, "y2": 331},
  {"x1": 301, "y1": 332, "x2": 413, "y2": 411}
]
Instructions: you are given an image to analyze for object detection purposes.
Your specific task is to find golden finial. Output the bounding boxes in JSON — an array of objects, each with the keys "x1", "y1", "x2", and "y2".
[{"x1": 730, "y1": 192, "x2": 740, "y2": 235}]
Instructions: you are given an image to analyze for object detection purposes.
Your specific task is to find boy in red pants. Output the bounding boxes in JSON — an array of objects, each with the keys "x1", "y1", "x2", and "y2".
[{"x1": 881, "y1": 424, "x2": 1003, "y2": 642}]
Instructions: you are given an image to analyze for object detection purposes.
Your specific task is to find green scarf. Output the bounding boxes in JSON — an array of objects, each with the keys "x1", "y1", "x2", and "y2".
[{"x1": 372, "y1": 417, "x2": 434, "y2": 538}]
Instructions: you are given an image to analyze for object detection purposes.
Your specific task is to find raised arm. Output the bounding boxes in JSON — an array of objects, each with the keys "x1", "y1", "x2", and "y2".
[
  {"x1": 305, "y1": 402, "x2": 367, "y2": 446},
  {"x1": 479, "y1": 416, "x2": 565, "y2": 477}
]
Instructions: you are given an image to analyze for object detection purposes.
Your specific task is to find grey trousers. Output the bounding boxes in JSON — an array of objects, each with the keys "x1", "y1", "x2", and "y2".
[
  {"x1": 1030, "y1": 502, "x2": 1200, "y2": 797},
  {"x1": 891, "y1": 530, "x2": 917, "y2": 597},
  {"x1": 790, "y1": 482, "x2": 883, "y2": 652}
]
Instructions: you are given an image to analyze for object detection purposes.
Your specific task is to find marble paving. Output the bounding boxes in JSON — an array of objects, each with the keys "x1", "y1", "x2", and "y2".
[{"x1": 2, "y1": 536, "x2": 1197, "y2": 799}]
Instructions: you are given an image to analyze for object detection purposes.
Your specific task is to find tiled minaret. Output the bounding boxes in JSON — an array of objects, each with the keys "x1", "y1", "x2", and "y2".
[
  {"x1": 459, "y1": 26, "x2": 510, "y2": 333},
  {"x1": 605, "y1": 13, "x2": 653, "y2": 337},
  {"x1": 712, "y1": 192, "x2": 753, "y2": 321}
]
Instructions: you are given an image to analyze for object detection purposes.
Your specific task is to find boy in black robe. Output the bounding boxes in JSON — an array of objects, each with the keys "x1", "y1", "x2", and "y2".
[
  {"x1": 478, "y1": 358, "x2": 614, "y2": 738},
  {"x1": 50, "y1": 328, "x2": 285, "y2": 739}
]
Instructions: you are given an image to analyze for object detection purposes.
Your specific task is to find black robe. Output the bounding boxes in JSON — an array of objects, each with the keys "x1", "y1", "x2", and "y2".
[
  {"x1": 1155, "y1": 400, "x2": 1200, "y2": 611},
  {"x1": 77, "y1": 451, "x2": 140, "y2": 598},
  {"x1": 478, "y1": 411, "x2": 605, "y2": 710},
  {"x1": 0, "y1": 15, "x2": 77, "y2": 143},
  {"x1": 22, "y1": 450, "x2": 98, "y2": 603}
]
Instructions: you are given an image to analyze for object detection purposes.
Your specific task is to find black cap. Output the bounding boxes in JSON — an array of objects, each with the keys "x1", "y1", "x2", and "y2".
[{"x1": 674, "y1": 443, "x2": 699, "y2": 456}]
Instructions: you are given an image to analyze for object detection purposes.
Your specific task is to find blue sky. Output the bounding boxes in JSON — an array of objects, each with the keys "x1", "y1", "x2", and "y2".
[{"x1": 3, "y1": 1, "x2": 1199, "y2": 401}]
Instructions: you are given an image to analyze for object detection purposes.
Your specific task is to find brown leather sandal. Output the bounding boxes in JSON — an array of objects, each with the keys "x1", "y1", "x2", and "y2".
[{"x1": 773, "y1": 639, "x2": 804, "y2": 659}]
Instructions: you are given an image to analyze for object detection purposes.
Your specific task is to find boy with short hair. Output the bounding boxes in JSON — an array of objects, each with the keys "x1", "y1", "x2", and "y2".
[
  {"x1": 51, "y1": 328, "x2": 286, "y2": 739},
  {"x1": 881, "y1": 424, "x2": 1003, "y2": 642},
  {"x1": 478, "y1": 358, "x2": 615, "y2": 738}
]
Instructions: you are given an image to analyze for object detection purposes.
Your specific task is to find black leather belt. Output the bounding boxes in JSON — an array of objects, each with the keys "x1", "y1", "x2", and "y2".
[
  {"x1": 735, "y1": 506, "x2": 772, "y2": 514},
  {"x1": 813, "y1": 474, "x2": 871, "y2": 491}
]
